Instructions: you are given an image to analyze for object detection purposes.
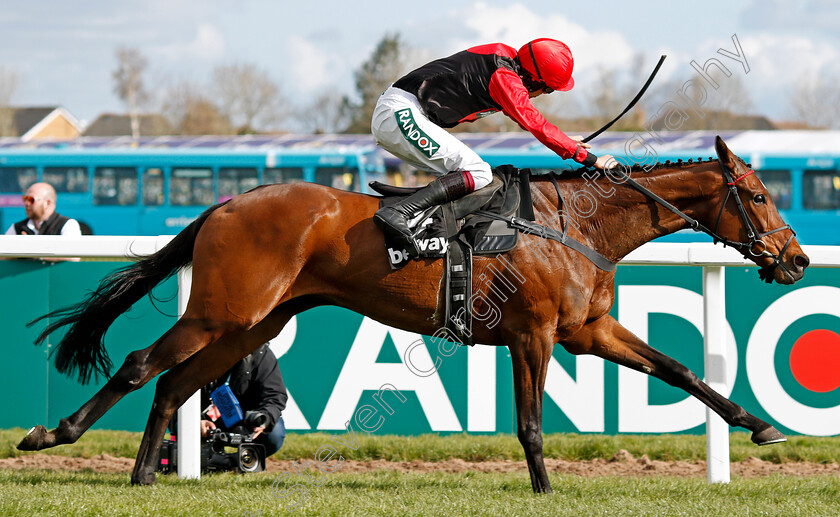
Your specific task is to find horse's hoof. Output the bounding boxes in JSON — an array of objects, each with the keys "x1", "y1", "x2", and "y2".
[
  {"x1": 131, "y1": 470, "x2": 157, "y2": 486},
  {"x1": 752, "y1": 425, "x2": 787, "y2": 445},
  {"x1": 17, "y1": 425, "x2": 47, "y2": 451}
]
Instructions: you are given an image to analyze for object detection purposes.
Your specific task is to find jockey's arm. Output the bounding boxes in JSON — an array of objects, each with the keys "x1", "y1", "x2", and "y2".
[{"x1": 488, "y1": 68, "x2": 616, "y2": 170}]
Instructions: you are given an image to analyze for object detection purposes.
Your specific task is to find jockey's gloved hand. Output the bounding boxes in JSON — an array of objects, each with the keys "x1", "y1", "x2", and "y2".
[
  {"x1": 594, "y1": 154, "x2": 618, "y2": 170},
  {"x1": 244, "y1": 410, "x2": 269, "y2": 429}
]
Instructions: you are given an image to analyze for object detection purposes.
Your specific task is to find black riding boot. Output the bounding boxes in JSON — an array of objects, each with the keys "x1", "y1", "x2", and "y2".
[{"x1": 374, "y1": 171, "x2": 472, "y2": 258}]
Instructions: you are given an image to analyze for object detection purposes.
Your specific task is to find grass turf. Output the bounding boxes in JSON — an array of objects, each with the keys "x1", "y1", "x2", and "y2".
[
  {"x1": 3, "y1": 428, "x2": 840, "y2": 464},
  {"x1": 3, "y1": 428, "x2": 839, "y2": 516},
  {"x1": 1, "y1": 469, "x2": 839, "y2": 517}
]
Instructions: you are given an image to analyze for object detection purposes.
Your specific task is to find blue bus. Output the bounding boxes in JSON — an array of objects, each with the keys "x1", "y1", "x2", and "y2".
[
  {"x1": 0, "y1": 136, "x2": 385, "y2": 235},
  {"x1": 2, "y1": 131, "x2": 837, "y2": 243}
]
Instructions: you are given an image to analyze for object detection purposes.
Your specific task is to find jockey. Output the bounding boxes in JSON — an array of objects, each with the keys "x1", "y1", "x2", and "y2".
[{"x1": 372, "y1": 38, "x2": 616, "y2": 257}]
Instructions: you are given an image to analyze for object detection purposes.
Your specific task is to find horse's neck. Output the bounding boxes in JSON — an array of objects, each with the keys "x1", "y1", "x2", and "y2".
[{"x1": 535, "y1": 164, "x2": 723, "y2": 263}]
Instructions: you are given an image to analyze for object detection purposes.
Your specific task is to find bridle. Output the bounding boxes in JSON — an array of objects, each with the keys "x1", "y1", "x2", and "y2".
[
  {"x1": 614, "y1": 160, "x2": 796, "y2": 283},
  {"x1": 712, "y1": 163, "x2": 796, "y2": 281}
]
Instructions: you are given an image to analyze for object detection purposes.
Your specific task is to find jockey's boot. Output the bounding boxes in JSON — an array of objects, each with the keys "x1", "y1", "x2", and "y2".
[{"x1": 374, "y1": 171, "x2": 473, "y2": 258}]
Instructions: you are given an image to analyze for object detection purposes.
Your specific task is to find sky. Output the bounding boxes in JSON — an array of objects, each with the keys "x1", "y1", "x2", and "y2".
[{"x1": 1, "y1": 0, "x2": 838, "y2": 129}]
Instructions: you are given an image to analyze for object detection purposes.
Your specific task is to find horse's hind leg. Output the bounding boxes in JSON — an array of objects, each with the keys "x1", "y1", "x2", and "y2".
[
  {"x1": 18, "y1": 318, "x2": 232, "y2": 452},
  {"x1": 130, "y1": 306, "x2": 302, "y2": 485},
  {"x1": 562, "y1": 314, "x2": 785, "y2": 444}
]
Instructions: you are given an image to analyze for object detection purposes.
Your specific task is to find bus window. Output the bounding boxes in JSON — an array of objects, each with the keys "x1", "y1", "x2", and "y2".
[
  {"x1": 44, "y1": 167, "x2": 89, "y2": 193},
  {"x1": 264, "y1": 167, "x2": 304, "y2": 184},
  {"x1": 0, "y1": 167, "x2": 36, "y2": 192},
  {"x1": 93, "y1": 167, "x2": 138, "y2": 205},
  {"x1": 755, "y1": 170, "x2": 791, "y2": 210},
  {"x1": 803, "y1": 170, "x2": 840, "y2": 210},
  {"x1": 171, "y1": 168, "x2": 214, "y2": 206},
  {"x1": 315, "y1": 166, "x2": 358, "y2": 191},
  {"x1": 142, "y1": 168, "x2": 164, "y2": 206},
  {"x1": 219, "y1": 168, "x2": 258, "y2": 201}
]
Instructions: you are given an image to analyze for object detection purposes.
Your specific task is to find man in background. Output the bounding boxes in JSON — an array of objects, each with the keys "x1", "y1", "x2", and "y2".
[
  {"x1": 172, "y1": 343, "x2": 288, "y2": 457},
  {"x1": 5, "y1": 182, "x2": 82, "y2": 236}
]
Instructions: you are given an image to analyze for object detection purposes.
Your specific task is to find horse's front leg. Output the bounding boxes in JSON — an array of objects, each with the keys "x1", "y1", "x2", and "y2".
[
  {"x1": 562, "y1": 314, "x2": 785, "y2": 445},
  {"x1": 508, "y1": 335, "x2": 553, "y2": 493}
]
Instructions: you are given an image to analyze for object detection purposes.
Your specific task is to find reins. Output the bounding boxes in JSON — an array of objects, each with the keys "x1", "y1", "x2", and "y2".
[
  {"x1": 478, "y1": 161, "x2": 794, "y2": 280},
  {"x1": 608, "y1": 162, "x2": 795, "y2": 282}
]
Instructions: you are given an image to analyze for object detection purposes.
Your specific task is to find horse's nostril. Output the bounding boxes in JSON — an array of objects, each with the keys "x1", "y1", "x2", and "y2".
[{"x1": 794, "y1": 255, "x2": 810, "y2": 269}]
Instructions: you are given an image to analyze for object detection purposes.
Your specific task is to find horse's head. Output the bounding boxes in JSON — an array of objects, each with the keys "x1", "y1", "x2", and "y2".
[{"x1": 711, "y1": 136, "x2": 809, "y2": 284}]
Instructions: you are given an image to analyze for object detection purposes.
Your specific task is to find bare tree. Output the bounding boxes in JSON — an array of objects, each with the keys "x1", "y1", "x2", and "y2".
[
  {"x1": 298, "y1": 89, "x2": 352, "y2": 134},
  {"x1": 159, "y1": 79, "x2": 197, "y2": 131},
  {"x1": 705, "y1": 74, "x2": 754, "y2": 114},
  {"x1": 790, "y1": 73, "x2": 840, "y2": 129},
  {"x1": 212, "y1": 63, "x2": 284, "y2": 133},
  {"x1": 160, "y1": 80, "x2": 233, "y2": 135},
  {"x1": 179, "y1": 98, "x2": 234, "y2": 135},
  {"x1": 586, "y1": 65, "x2": 650, "y2": 127},
  {"x1": 344, "y1": 33, "x2": 407, "y2": 133},
  {"x1": 641, "y1": 72, "x2": 762, "y2": 131},
  {"x1": 112, "y1": 47, "x2": 149, "y2": 140},
  {"x1": 0, "y1": 65, "x2": 19, "y2": 136},
  {"x1": 526, "y1": 92, "x2": 593, "y2": 133}
]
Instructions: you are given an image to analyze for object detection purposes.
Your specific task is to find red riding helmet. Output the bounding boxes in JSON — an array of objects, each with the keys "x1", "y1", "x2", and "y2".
[{"x1": 517, "y1": 38, "x2": 575, "y2": 91}]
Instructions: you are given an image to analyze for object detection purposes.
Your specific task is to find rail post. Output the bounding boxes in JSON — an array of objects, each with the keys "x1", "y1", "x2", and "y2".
[
  {"x1": 176, "y1": 266, "x2": 201, "y2": 479},
  {"x1": 703, "y1": 265, "x2": 730, "y2": 483}
]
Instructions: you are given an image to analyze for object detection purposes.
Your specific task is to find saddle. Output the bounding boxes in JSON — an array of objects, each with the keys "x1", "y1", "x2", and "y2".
[{"x1": 371, "y1": 165, "x2": 535, "y2": 346}]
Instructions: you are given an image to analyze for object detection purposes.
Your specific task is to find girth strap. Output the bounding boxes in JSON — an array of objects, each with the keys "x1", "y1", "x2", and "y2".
[
  {"x1": 474, "y1": 211, "x2": 617, "y2": 272},
  {"x1": 441, "y1": 202, "x2": 473, "y2": 345}
]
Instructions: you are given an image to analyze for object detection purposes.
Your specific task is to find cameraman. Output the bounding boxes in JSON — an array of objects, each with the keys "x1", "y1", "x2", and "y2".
[{"x1": 172, "y1": 343, "x2": 288, "y2": 456}]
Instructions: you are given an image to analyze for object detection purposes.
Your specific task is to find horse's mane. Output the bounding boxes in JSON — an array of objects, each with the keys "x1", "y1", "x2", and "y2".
[{"x1": 530, "y1": 156, "x2": 731, "y2": 181}]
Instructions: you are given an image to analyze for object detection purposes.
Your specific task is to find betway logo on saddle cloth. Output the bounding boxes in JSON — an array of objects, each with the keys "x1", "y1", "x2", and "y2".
[{"x1": 385, "y1": 215, "x2": 448, "y2": 268}]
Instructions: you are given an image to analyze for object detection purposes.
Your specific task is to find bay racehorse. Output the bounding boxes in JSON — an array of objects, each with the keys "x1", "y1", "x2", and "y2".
[{"x1": 19, "y1": 137, "x2": 809, "y2": 492}]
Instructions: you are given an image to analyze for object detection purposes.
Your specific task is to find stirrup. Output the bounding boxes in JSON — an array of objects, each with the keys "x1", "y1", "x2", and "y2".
[
  {"x1": 384, "y1": 226, "x2": 421, "y2": 259},
  {"x1": 375, "y1": 208, "x2": 421, "y2": 257},
  {"x1": 396, "y1": 233, "x2": 421, "y2": 259}
]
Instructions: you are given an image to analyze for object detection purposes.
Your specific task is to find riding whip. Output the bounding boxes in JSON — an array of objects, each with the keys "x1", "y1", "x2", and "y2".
[{"x1": 582, "y1": 55, "x2": 667, "y2": 143}]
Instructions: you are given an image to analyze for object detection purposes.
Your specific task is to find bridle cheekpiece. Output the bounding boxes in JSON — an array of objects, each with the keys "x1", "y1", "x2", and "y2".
[{"x1": 712, "y1": 160, "x2": 795, "y2": 283}]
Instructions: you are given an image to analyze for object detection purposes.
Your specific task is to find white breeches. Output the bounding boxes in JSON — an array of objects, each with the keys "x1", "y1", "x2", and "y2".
[{"x1": 372, "y1": 86, "x2": 493, "y2": 189}]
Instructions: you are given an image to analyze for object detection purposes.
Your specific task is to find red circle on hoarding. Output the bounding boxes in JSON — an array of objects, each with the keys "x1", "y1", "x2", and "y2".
[{"x1": 789, "y1": 329, "x2": 840, "y2": 393}]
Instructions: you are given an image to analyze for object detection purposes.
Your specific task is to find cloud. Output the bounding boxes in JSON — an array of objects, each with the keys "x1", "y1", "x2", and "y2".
[
  {"x1": 156, "y1": 23, "x2": 226, "y2": 62},
  {"x1": 739, "y1": 34, "x2": 840, "y2": 79},
  {"x1": 446, "y1": 2, "x2": 636, "y2": 73},
  {"x1": 682, "y1": 33, "x2": 840, "y2": 118},
  {"x1": 741, "y1": 34, "x2": 840, "y2": 118},
  {"x1": 284, "y1": 35, "x2": 332, "y2": 91},
  {"x1": 189, "y1": 24, "x2": 226, "y2": 60},
  {"x1": 741, "y1": 0, "x2": 840, "y2": 34}
]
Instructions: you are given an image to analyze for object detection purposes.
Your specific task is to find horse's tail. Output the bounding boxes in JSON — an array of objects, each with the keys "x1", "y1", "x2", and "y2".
[{"x1": 29, "y1": 201, "x2": 229, "y2": 385}]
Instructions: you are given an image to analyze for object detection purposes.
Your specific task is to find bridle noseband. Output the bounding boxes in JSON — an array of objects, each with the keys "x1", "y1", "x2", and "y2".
[
  {"x1": 614, "y1": 161, "x2": 796, "y2": 283},
  {"x1": 713, "y1": 161, "x2": 796, "y2": 282}
]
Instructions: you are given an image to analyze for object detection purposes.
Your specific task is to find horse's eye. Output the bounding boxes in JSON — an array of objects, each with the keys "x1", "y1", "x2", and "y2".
[{"x1": 753, "y1": 194, "x2": 766, "y2": 205}]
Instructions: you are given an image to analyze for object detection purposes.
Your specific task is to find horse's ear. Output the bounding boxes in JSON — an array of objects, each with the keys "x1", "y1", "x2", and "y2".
[{"x1": 714, "y1": 135, "x2": 735, "y2": 169}]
